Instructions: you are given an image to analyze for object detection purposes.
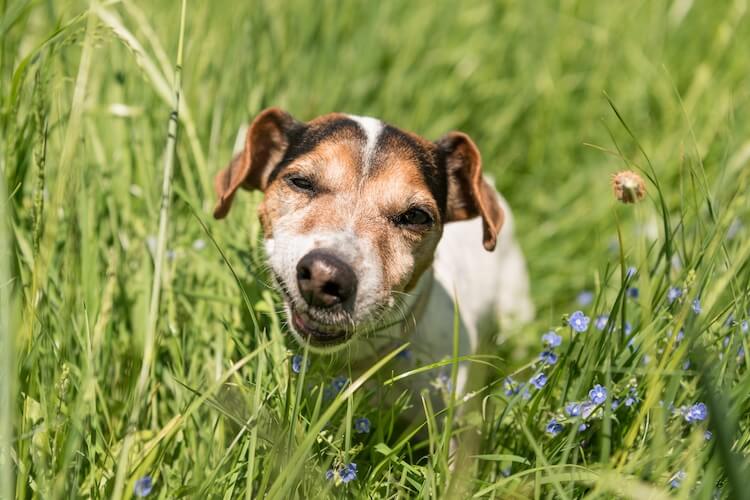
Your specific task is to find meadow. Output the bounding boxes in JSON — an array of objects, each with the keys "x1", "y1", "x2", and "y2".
[{"x1": 1, "y1": 0, "x2": 750, "y2": 498}]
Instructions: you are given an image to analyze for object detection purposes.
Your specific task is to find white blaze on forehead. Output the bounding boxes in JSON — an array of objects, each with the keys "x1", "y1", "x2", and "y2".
[{"x1": 347, "y1": 114, "x2": 383, "y2": 172}]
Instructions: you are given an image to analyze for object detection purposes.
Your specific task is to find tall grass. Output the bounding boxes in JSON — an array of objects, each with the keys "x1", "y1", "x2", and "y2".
[{"x1": 1, "y1": 0, "x2": 750, "y2": 498}]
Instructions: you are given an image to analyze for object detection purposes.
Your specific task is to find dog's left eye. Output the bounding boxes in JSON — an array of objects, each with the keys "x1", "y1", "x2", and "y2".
[{"x1": 394, "y1": 208, "x2": 433, "y2": 228}]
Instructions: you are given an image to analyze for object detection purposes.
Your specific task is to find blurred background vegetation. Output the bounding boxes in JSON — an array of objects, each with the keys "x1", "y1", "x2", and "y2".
[{"x1": 2, "y1": 0, "x2": 750, "y2": 497}]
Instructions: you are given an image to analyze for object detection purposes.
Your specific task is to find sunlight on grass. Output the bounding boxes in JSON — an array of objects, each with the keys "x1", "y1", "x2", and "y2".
[{"x1": 1, "y1": 0, "x2": 750, "y2": 498}]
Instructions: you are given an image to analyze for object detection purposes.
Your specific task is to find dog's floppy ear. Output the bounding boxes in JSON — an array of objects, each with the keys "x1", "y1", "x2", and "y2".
[
  {"x1": 213, "y1": 107, "x2": 299, "y2": 219},
  {"x1": 435, "y1": 131, "x2": 505, "y2": 251}
]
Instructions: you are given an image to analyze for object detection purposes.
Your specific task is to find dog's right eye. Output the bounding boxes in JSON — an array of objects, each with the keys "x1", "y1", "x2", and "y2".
[{"x1": 286, "y1": 175, "x2": 315, "y2": 193}]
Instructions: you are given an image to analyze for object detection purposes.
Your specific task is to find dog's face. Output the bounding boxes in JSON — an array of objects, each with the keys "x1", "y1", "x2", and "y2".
[{"x1": 214, "y1": 108, "x2": 503, "y2": 352}]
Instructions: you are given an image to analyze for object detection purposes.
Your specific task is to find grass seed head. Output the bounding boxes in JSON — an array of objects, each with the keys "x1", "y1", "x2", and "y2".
[{"x1": 612, "y1": 170, "x2": 646, "y2": 203}]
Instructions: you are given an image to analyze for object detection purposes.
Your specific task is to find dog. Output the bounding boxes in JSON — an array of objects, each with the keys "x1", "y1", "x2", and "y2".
[{"x1": 213, "y1": 108, "x2": 533, "y2": 400}]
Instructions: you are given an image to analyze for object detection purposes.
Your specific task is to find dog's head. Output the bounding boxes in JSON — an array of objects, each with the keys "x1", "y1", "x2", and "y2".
[{"x1": 214, "y1": 108, "x2": 503, "y2": 352}]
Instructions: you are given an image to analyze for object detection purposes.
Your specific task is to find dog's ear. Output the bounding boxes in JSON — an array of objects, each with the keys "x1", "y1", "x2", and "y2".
[
  {"x1": 435, "y1": 131, "x2": 505, "y2": 251},
  {"x1": 213, "y1": 107, "x2": 300, "y2": 219}
]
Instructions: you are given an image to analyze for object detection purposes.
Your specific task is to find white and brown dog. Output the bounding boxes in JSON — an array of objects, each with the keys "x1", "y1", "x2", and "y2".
[{"x1": 214, "y1": 108, "x2": 533, "y2": 397}]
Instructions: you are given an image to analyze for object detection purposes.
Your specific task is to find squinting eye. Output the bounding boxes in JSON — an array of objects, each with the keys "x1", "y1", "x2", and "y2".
[
  {"x1": 286, "y1": 175, "x2": 315, "y2": 193},
  {"x1": 394, "y1": 207, "x2": 433, "y2": 228}
]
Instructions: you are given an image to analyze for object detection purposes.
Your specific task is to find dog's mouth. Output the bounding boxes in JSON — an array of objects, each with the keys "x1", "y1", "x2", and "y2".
[{"x1": 289, "y1": 308, "x2": 353, "y2": 347}]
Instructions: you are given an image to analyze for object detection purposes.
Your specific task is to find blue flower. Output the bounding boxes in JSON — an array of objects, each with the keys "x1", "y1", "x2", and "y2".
[
  {"x1": 667, "y1": 287, "x2": 682, "y2": 304},
  {"x1": 692, "y1": 298, "x2": 702, "y2": 314},
  {"x1": 569, "y1": 311, "x2": 590, "y2": 333},
  {"x1": 588, "y1": 384, "x2": 607, "y2": 405},
  {"x1": 580, "y1": 402, "x2": 597, "y2": 419},
  {"x1": 530, "y1": 373, "x2": 547, "y2": 389},
  {"x1": 340, "y1": 463, "x2": 358, "y2": 483},
  {"x1": 628, "y1": 287, "x2": 639, "y2": 299},
  {"x1": 578, "y1": 423, "x2": 589, "y2": 432},
  {"x1": 565, "y1": 402, "x2": 581, "y2": 417},
  {"x1": 670, "y1": 470, "x2": 686, "y2": 489},
  {"x1": 325, "y1": 469, "x2": 335, "y2": 480},
  {"x1": 741, "y1": 320, "x2": 748, "y2": 334},
  {"x1": 134, "y1": 476, "x2": 153, "y2": 497},
  {"x1": 704, "y1": 430, "x2": 713, "y2": 441},
  {"x1": 624, "y1": 322, "x2": 633, "y2": 336},
  {"x1": 331, "y1": 376, "x2": 349, "y2": 392},
  {"x1": 611, "y1": 399, "x2": 621, "y2": 410},
  {"x1": 577, "y1": 290, "x2": 594, "y2": 306},
  {"x1": 684, "y1": 402, "x2": 708, "y2": 423},
  {"x1": 546, "y1": 418, "x2": 564, "y2": 436},
  {"x1": 539, "y1": 351, "x2": 558, "y2": 365},
  {"x1": 354, "y1": 417, "x2": 371, "y2": 434},
  {"x1": 503, "y1": 377, "x2": 519, "y2": 396},
  {"x1": 395, "y1": 347, "x2": 412, "y2": 360},
  {"x1": 594, "y1": 315, "x2": 609, "y2": 331},
  {"x1": 624, "y1": 396, "x2": 636, "y2": 407},
  {"x1": 542, "y1": 331, "x2": 562, "y2": 348},
  {"x1": 291, "y1": 354, "x2": 310, "y2": 374},
  {"x1": 626, "y1": 266, "x2": 637, "y2": 279}
]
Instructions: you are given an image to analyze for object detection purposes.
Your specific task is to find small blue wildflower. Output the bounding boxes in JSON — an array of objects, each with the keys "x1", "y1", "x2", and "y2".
[
  {"x1": 624, "y1": 396, "x2": 636, "y2": 407},
  {"x1": 542, "y1": 331, "x2": 562, "y2": 348},
  {"x1": 325, "y1": 469, "x2": 335, "y2": 481},
  {"x1": 667, "y1": 287, "x2": 682, "y2": 304},
  {"x1": 354, "y1": 417, "x2": 371, "y2": 434},
  {"x1": 340, "y1": 463, "x2": 357, "y2": 483},
  {"x1": 291, "y1": 354, "x2": 310, "y2": 374},
  {"x1": 725, "y1": 314, "x2": 735, "y2": 327},
  {"x1": 577, "y1": 290, "x2": 594, "y2": 306},
  {"x1": 684, "y1": 402, "x2": 708, "y2": 423},
  {"x1": 539, "y1": 351, "x2": 558, "y2": 365},
  {"x1": 565, "y1": 402, "x2": 581, "y2": 417},
  {"x1": 670, "y1": 470, "x2": 686, "y2": 489},
  {"x1": 569, "y1": 311, "x2": 590, "y2": 333},
  {"x1": 742, "y1": 320, "x2": 749, "y2": 334},
  {"x1": 580, "y1": 402, "x2": 597, "y2": 419},
  {"x1": 595, "y1": 315, "x2": 609, "y2": 331},
  {"x1": 578, "y1": 423, "x2": 589, "y2": 432},
  {"x1": 704, "y1": 430, "x2": 713, "y2": 441},
  {"x1": 530, "y1": 373, "x2": 547, "y2": 389},
  {"x1": 628, "y1": 287, "x2": 639, "y2": 299},
  {"x1": 624, "y1": 322, "x2": 633, "y2": 336},
  {"x1": 626, "y1": 266, "x2": 637, "y2": 279},
  {"x1": 395, "y1": 347, "x2": 412, "y2": 360},
  {"x1": 134, "y1": 476, "x2": 153, "y2": 497},
  {"x1": 546, "y1": 418, "x2": 564, "y2": 436},
  {"x1": 331, "y1": 376, "x2": 349, "y2": 392},
  {"x1": 588, "y1": 384, "x2": 607, "y2": 405},
  {"x1": 503, "y1": 377, "x2": 519, "y2": 396},
  {"x1": 692, "y1": 298, "x2": 702, "y2": 314},
  {"x1": 676, "y1": 330, "x2": 684, "y2": 342},
  {"x1": 437, "y1": 371, "x2": 453, "y2": 392},
  {"x1": 611, "y1": 399, "x2": 621, "y2": 411}
]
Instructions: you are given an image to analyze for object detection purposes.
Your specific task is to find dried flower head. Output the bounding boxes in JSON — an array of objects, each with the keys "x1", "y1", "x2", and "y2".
[{"x1": 612, "y1": 170, "x2": 646, "y2": 203}]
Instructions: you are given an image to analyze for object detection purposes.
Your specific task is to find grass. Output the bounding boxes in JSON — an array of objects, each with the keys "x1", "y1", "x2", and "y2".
[{"x1": 2, "y1": 0, "x2": 750, "y2": 498}]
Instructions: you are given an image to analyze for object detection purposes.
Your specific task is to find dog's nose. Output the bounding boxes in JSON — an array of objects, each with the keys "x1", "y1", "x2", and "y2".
[{"x1": 296, "y1": 250, "x2": 357, "y2": 308}]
